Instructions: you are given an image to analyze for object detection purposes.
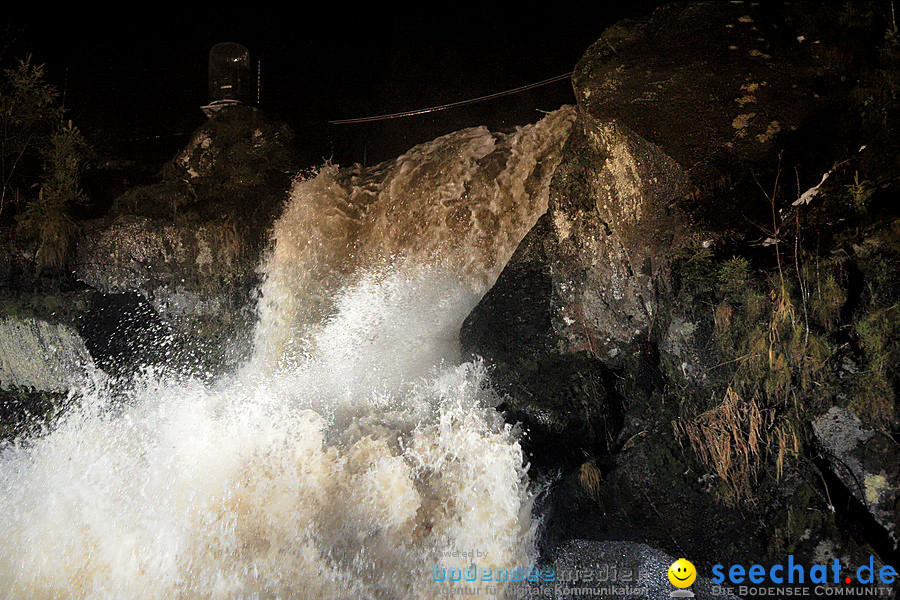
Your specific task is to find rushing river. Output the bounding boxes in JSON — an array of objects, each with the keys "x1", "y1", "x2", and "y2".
[{"x1": 0, "y1": 107, "x2": 575, "y2": 599}]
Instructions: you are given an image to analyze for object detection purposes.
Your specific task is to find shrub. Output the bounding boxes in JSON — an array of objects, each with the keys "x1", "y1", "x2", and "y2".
[{"x1": 0, "y1": 54, "x2": 91, "y2": 273}]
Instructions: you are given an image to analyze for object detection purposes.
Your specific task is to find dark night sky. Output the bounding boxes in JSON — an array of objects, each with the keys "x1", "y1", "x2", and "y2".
[{"x1": 4, "y1": 3, "x2": 665, "y2": 167}]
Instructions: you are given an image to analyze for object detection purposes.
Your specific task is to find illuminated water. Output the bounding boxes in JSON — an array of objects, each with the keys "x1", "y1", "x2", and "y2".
[{"x1": 0, "y1": 107, "x2": 575, "y2": 599}]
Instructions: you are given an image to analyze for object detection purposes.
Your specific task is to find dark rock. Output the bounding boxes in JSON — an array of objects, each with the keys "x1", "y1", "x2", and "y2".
[
  {"x1": 462, "y1": 0, "x2": 900, "y2": 571},
  {"x1": 575, "y1": 3, "x2": 812, "y2": 202},
  {"x1": 813, "y1": 407, "x2": 900, "y2": 553},
  {"x1": 530, "y1": 427, "x2": 767, "y2": 571},
  {"x1": 75, "y1": 291, "x2": 172, "y2": 378}
]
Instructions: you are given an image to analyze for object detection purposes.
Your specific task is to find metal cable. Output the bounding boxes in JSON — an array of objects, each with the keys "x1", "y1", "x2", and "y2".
[{"x1": 327, "y1": 72, "x2": 573, "y2": 125}]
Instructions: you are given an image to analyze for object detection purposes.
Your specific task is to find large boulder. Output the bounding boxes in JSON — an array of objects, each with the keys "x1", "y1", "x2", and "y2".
[
  {"x1": 70, "y1": 106, "x2": 300, "y2": 377},
  {"x1": 462, "y1": 0, "x2": 899, "y2": 571},
  {"x1": 461, "y1": 0, "x2": 891, "y2": 457}
]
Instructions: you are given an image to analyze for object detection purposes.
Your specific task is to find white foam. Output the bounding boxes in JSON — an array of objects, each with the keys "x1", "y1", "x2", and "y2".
[{"x1": 0, "y1": 267, "x2": 535, "y2": 599}]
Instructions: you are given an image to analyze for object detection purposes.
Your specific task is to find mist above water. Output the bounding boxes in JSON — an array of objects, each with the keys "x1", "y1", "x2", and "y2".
[{"x1": 0, "y1": 107, "x2": 575, "y2": 599}]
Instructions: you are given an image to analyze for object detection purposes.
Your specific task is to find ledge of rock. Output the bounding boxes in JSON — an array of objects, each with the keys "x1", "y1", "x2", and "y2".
[{"x1": 0, "y1": 315, "x2": 95, "y2": 392}]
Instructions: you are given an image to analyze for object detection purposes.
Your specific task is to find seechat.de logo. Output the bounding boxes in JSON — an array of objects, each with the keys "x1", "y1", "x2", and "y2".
[{"x1": 668, "y1": 558, "x2": 697, "y2": 598}]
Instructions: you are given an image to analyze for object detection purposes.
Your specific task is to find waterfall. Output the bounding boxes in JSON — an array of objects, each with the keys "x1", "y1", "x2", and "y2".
[
  {"x1": 251, "y1": 107, "x2": 576, "y2": 368},
  {"x1": 0, "y1": 107, "x2": 575, "y2": 599}
]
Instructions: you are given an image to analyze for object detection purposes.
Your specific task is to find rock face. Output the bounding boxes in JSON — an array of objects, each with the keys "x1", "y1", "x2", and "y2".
[
  {"x1": 71, "y1": 105, "x2": 298, "y2": 377},
  {"x1": 77, "y1": 216, "x2": 249, "y2": 316},
  {"x1": 0, "y1": 105, "x2": 298, "y2": 386},
  {"x1": 813, "y1": 408, "x2": 899, "y2": 550},
  {"x1": 74, "y1": 214, "x2": 257, "y2": 375},
  {"x1": 0, "y1": 316, "x2": 94, "y2": 391},
  {"x1": 463, "y1": 0, "x2": 899, "y2": 573},
  {"x1": 463, "y1": 0, "x2": 849, "y2": 390}
]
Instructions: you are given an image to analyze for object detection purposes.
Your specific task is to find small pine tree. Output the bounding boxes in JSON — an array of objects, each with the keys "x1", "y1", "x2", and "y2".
[
  {"x1": 0, "y1": 54, "x2": 91, "y2": 273},
  {"x1": 0, "y1": 55, "x2": 62, "y2": 216},
  {"x1": 25, "y1": 121, "x2": 89, "y2": 271}
]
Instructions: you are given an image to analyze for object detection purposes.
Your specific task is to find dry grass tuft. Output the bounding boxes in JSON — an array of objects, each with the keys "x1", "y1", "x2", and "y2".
[
  {"x1": 675, "y1": 387, "x2": 800, "y2": 504},
  {"x1": 578, "y1": 460, "x2": 603, "y2": 498}
]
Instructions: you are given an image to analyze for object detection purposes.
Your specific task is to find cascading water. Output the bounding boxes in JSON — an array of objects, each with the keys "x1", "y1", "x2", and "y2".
[{"x1": 0, "y1": 107, "x2": 575, "y2": 599}]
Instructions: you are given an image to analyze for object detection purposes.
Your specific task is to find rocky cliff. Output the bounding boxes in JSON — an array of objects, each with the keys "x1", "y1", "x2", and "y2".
[
  {"x1": 0, "y1": 105, "x2": 296, "y2": 387},
  {"x1": 462, "y1": 0, "x2": 899, "y2": 572}
]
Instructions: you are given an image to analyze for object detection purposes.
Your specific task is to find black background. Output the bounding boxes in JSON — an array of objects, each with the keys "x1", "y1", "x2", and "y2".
[{"x1": 4, "y1": 3, "x2": 664, "y2": 168}]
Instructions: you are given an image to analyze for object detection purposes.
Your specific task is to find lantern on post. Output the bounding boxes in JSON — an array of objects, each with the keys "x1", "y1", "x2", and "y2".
[{"x1": 203, "y1": 42, "x2": 256, "y2": 117}]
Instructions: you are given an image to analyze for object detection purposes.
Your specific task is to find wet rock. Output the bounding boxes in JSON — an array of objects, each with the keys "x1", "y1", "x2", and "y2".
[
  {"x1": 529, "y1": 425, "x2": 770, "y2": 571},
  {"x1": 73, "y1": 214, "x2": 259, "y2": 377},
  {"x1": 76, "y1": 215, "x2": 253, "y2": 319},
  {"x1": 81, "y1": 105, "x2": 298, "y2": 312},
  {"x1": 461, "y1": 0, "x2": 879, "y2": 461},
  {"x1": 0, "y1": 316, "x2": 95, "y2": 391},
  {"x1": 462, "y1": 0, "x2": 899, "y2": 572},
  {"x1": 464, "y1": 0, "x2": 858, "y2": 373},
  {"x1": 813, "y1": 407, "x2": 899, "y2": 551},
  {"x1": 69, "y1": 106, "x2": 300, "y2": 377}
]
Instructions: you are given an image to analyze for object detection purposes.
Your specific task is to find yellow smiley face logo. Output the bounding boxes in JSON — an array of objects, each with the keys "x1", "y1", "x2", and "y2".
[{"x1": 667, "y1": 558, "x2": 697, "y2": 588}]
